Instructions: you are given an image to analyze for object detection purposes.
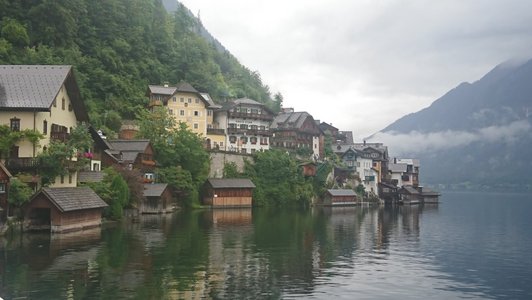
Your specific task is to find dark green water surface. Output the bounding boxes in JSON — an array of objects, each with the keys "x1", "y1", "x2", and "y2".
[{"x1": 1, "y1": 191, "x2": 532, "y2": 299}]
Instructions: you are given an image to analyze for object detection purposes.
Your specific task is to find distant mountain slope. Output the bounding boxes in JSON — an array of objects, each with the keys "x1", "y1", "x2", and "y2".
[{"x1": 375, "y1": 59, "x2": 532, "y2": 190}]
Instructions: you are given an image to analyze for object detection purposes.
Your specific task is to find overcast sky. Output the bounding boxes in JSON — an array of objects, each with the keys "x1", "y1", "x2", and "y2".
[{"x1": 179, "y1": 0, "x2": 532, "y2": 140}]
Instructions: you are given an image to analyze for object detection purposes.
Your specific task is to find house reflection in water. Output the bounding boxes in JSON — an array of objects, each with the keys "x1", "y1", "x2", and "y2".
[{"x1": 203, "y1": 208, "x2": 253, "y2": 226}]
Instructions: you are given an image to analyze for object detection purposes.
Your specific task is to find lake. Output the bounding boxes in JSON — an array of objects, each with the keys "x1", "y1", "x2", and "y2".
[{"x1": 1, "y1": 191, "x2": 532, "y2": 299}]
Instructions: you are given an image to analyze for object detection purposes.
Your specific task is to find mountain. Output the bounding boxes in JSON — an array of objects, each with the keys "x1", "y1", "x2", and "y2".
[
  {"x1": 377, "y1": 59, "x2": 532, "y2": 191},
  {"x1": 0, "y1": 0, "x2": 277, "y2": 134}
]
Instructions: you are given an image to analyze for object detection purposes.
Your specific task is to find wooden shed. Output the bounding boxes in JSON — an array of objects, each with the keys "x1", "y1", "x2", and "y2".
[
  {"x1": 398, "y1": 186, "x2": 421, "y2": 205},
  {"x1": 203, "y1": 178, "x2": 255, "y2": 207},
  {"x1": 323, "y1": 189, "x2": 358, "y2": 206},
  {"x1": 24, "y1": 187, "x2": 107, "y2": 233},
  {"x1": 141, "y1": 183, "x2": 173, "y2": 214}
]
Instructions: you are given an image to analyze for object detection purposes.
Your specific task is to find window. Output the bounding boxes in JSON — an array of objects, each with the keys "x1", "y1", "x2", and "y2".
[
  {"x1": 260, "y1": 137, "x2": 268, "y2": 145},
  {"x1": 53, "y1": 98, "x2": 57, "y2": 107},
  {"x1": 68, "y1": 173, "x2": 73, "y2": 184},
  {"x1": 194, "y1": 111, "x2": 199, "y2": 116},
  {"x1": 0, "y1": 183, "x2": 5, "y2": 193},
  {"x1": 173, "y1": 97, "x2": 177, "y2": 102},
  {"x1": 220, "y1": 142, "x2": 223, "y2": 147},
  {"x1": 250, "y1": 137, "x2": 257, "y2": 144},
  {"x1": 193, "y1": 123, "x2": 199, "y2": 129},
  {"x1": 60, "y1": 175, "x2": 65, "y2": 184},
  {"x1": 188, "y1": 98, "x2": 192, "y2": 103},
  {"x1": 62, "y1": 98, "x2": 65, "y2": 110},
  {"x1": 180, "y1": 110, "x2": 185, "y2": 116},
  {"x1": 228, "y1": 123, "x2": 236, "y2": 128},
  {"x1": 10, "y1": 118, "x2": 20, "y2": 132},
  {"x1": 185, "y1": 103, "x2": 188, "y2": 107},
  {"x1": 240, "y1": 124, "x2": 247, "y2": 130},
  {"x1": 180, "y1": 97, "x2": 184, "y2": 103},
  {"x1": 240, "y1": 136, "x2": 248, "y2": 144},
  {"x1": 43, "y1": 120, "x2": 48, "y2": 135},
  {"x1": 195, "y1": 98, "x2": 199, "y2": 104},
  {"x1": 229, "y1": 136, "x2": 237, "y2": 143},
  {"x1": 207, "y1": 110, "x2": 212, "y2": 116},
  {"x1": 241, "y1": 148, "x2": 247, "y2": 154},
  {"x1": 68, "y1": 103, "x2": 72, "y2": 111},
  {"x1": 169, "y1": 109, "x2": 173, "y2": 115}
]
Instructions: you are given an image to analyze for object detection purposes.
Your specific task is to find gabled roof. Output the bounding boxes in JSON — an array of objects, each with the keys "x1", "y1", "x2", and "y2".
[
  {"x1": 207, "y1": 178, "x2": 255, "y2": 189},
  {"x1": 77, "y1": 171, "x2": 105, "y2": 183},
  {"x1": 148, "y1": 81, "x2": 212, "y2": 107},
  {"x1": 327, "y1": 189, "x2": 357, "y2": 197},
  {"x1": 88, "y1": 126, "x2": 111, "y2": 150},
  {"x1": 388, "y1": 163, "x2": 407, "y2": 173},
  {"x1": 108, "y1": 139, "x2": 151, "y2": 152},
  {"x1": 219, "y1": 98, "x2": 273, "y2": 114},
  {"x1": 201, "y1": 93, "x2": 221, "y2": 109},
  {"x1": 400, "y1": 186, "x2": 420, "y2": 195},
  {"x1": 0, "y1": 65, "x2": 88, "y2": 121},
  {"x1": 144, "y1": 183, "x2": 168, "y2": 197},
  {"x1": 36, "y1": 187, "x2": 107, "y2": 212},
  {"x1": 270, "y1": 111, "x2": 319, "y2": 132},
  {"x1": 148, "y1": 85, "x2": 176, "y2": 95},
  {"x1": 175, "y1": 81, "x2": 199, "y2": 93}
]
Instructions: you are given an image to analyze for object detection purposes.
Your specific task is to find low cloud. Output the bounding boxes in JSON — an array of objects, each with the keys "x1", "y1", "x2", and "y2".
[{"x1": 369, "y1": 120, "x2": 531, "y2": 156}]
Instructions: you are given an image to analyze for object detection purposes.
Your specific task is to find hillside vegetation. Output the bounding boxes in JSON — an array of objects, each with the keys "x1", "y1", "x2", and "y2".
[{"x1": 0, "y1": 0, "x2": 275, "y2": 134}]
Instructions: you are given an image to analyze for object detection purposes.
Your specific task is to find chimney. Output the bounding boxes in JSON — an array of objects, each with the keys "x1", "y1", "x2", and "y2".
[
  {"x1": 394, "y1": 157, "x2": 397, "y2": 164},
  {"x1": 363, "y1": 140, "x2": 366, "y2": 146}
]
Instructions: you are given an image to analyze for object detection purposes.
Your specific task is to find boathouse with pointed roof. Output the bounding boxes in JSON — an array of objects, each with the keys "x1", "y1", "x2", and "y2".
[
  {"x1": 203, "y1": 178, "x2": 255, "y2": 207},
  {"x1": 23, "y1": 187, "x2": 108, "y2": 233}
]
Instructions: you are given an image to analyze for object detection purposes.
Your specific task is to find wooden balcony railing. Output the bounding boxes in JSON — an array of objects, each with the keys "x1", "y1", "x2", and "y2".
[
  {"x1": 228, "y1": 111, "x2": 273, "y2": 120},
  {"x1": 50, "y1": 131, "x2": 70, "y2": 142},
  {"x1": 5, "y1": 157, "x2": 39, "y2": 171}
]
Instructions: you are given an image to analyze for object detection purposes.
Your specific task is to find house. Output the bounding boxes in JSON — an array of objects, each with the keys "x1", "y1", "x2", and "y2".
[
  {"x1": 318, "y1": 122, "x2": 339, "y2": 138},
  {"x1": 147, "y1": 82, "x2": 215, "y2": 137},
  {"x1": 417, "y1": 186, "x2": 440, "y2": 203},
  {"x1": 333, "y1": 142, "x2": 390, "y2": 186},
  {"x1": 333, "y1": 145, "x2": 378, "y2": 194},
  {"x1": 378, "y1": 182, "x2": 399, "y2": 203},
  {"x1": 394, "y1": 158, "x2": 420, "y2": 187},
  {"x1": 398, "y1": 186, "x2": 421, "y2": 205},
  {"x1": 0, "y1": 65, "x2": 89, "y2": 187},
  {"x1": 271, "y1": 111, "x2": 323, "y2": 159},
  {"x1": 104, "y1": 139, "x2": 156, "y2": 172},
  {"x1": 203, "y1": 178, "x2": 255, "y2": 207},
  {"x1": 322, "y1": 189, "x2": 358, "y2": 206},
  {"x1": 141, "y1": 183, "x2": 173, "y2": 214},
  {"x1": 213, "y1": 98, "x2": 274, "y2": 153},
  {"x1": 23, "y1": 187, "x2": 107, "y2": 233}
]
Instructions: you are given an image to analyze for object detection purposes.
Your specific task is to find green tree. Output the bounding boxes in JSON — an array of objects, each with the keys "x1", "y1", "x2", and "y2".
[
  {"x1": 223, "y1": 162, "x2": 241, "y2": 178},
  {"x1": 7, "y1": 178, "x2": 33, "y2": 216},
  {"x1": 0, "y1": 18, "x2": 29, "y2": 47}
]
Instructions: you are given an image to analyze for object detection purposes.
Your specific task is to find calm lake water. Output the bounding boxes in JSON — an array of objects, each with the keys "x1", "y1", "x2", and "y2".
[{"x1": 1, "y1": 191, "x2": 532, "y2": 299}]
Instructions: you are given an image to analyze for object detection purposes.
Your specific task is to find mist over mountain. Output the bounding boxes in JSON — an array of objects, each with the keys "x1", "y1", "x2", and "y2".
[{"x1": 372, "y1": 59, "x2": 532, "y2": 190}]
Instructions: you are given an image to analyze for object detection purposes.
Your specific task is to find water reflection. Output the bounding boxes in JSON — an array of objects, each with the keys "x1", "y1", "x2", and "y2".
[{"x1": 2, "y1": 196, "x2": 532, "y2": 299}]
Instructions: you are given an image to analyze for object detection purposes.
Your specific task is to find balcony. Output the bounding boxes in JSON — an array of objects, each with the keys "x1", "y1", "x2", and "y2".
[
  {"x1": 5, "y1": 157, "x2": 39, "y2": 171},
  {"x1": 207, "y1": 128, "x2": 225, "y2": 135},
  {"x1": 228, "y1": 111, "x2": 273, "y2": 121},
  {"x1": 141, "y1": 154, "x2": 156, "y2": 167},
  {"x1": 148, "y1": 99, "x2": 163, "y2": 107},
  {"x1": 227, "y1": 128, "x2": 272, "y2": 136},
  {"x1": 50, "y1": 131, "x2": 70, "y2": 142}
]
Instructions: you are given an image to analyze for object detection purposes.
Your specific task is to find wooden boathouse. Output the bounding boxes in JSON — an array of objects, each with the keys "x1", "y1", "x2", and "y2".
[
  {"x1": 322, "y1": 189, "x2": 358, "y2": 206},
  {"x1": 203, "y1": 178, "x2": 255, "y2": 207},
  {"x1": 24, "y1": 187, "x2": 107, "y2": 233}
]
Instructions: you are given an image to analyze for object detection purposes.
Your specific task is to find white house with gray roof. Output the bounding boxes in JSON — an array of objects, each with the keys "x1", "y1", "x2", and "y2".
[
  {"x1": 213, "y1": 98, "x2": 274, "y2": 153},
  {"x1": 0, "y1": 65, "x2": 89, "y2": 187}
]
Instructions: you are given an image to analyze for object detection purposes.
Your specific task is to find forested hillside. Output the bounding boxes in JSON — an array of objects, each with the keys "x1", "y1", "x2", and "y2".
[{"x1": 0, "y1": 0, "x2": 276, "y2": 134}]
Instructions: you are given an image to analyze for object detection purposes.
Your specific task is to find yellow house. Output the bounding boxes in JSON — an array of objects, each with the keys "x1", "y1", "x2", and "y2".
[
  {"x1": 0, "y1": 65, "x2": 90, "y2": 187},
  {"x1": 147, "y1": 82, "x2": 213, "y2": 137}
]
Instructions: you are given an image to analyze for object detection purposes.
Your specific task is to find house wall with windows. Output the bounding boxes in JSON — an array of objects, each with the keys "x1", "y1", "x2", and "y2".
[
  {"x1": 165, "y1": 91, "x2": 209, "y2": 136},
  {"x1": 0, "y1": 66, "x2": 85, "y2": 189}
]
